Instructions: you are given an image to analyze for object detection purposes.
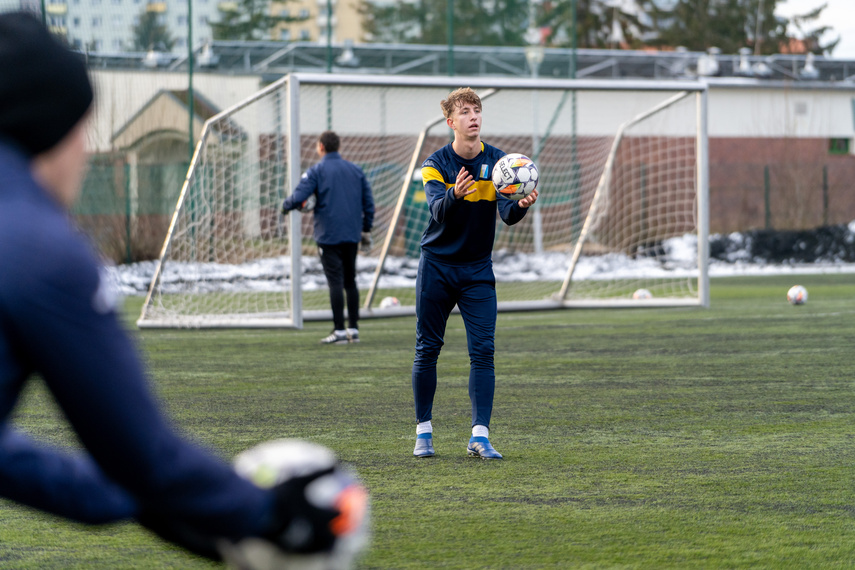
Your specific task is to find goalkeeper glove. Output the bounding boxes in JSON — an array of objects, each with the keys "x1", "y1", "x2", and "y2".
[
  {"x1": 360, "y1": 231, "x2": 372, "y2": 254},
  {"x1": 267, "y1": 467, "x2": 340, "y2": 554}
]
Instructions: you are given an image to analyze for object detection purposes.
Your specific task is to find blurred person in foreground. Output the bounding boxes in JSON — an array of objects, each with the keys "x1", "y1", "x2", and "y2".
[
  {"x1": 281, "y1": 131, "x2": 375, "y2": 345},
  {"x1": 0, "y1": 11, "x2": 343, "y2": 563}
]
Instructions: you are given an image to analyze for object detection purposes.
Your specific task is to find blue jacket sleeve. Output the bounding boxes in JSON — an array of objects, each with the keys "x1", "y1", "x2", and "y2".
[
  {"x1": 425, "y1": 179, "x2": 461, "y2": 225},
  {"x1": 0, "y1": 428, "x2": 137, "y2": 524},
  {"x1": 496, "y1": 193, "x2": 528, "y2": 226},
  {"x1": 281, "y1": 168, "x2": 319, "y2": 212},
  {"x1": 0, "y1": 223, "x2": 273, "y2": 538}
]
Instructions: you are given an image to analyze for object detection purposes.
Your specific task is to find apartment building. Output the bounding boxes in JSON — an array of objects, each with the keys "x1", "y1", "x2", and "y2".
[
  {"x1": 31, "y1": 0, "x2": 363, "y2": 54},
  {"x1": 270, "y1": 0, "x2": 361, "y2": 44}
]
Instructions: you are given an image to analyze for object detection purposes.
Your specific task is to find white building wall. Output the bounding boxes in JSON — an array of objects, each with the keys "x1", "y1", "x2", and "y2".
[
  {"x1": 87, "y1": 72, "x2": 855, "y2": 154},
  {"x1": 90, "y1": 70, "x2": 263, "y2": 151},
  {"x1": 706, "y1": 82, "x2": 855, "y2": 138}
]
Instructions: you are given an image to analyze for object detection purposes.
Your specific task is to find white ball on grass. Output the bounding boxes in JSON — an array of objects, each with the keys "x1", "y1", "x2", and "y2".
[{"x1": 787, "y1": 285, "x2": 808, "y2": 305}]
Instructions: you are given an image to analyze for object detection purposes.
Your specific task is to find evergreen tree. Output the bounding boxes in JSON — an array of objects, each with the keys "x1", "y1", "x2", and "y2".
[
  {"x1": 643, "y1": 0, "x2": 836, "y2": 55},
  {"x1": 540, "y1": 0, "x2": 649, "y2": 49},
  {"x1": 358, "y1": 0, "x2": 839, "y2": 56},
  {"x1": 358, "y1": 0, "x2": 536, "y2": 47},
  {"x1": 132, "y1": 11, "x2": 175, "y2": 52},
  {"x1": 787, "y1": 2, "x2": 839, "y2": 55},
  {"x1": 210, "y1": 0, "x2": 303, "y2": 41}
]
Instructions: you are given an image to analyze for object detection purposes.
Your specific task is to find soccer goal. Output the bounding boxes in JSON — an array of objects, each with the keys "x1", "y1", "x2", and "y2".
[{"x1": 138, "y1": 73, "x2": 708, "y2": 328}]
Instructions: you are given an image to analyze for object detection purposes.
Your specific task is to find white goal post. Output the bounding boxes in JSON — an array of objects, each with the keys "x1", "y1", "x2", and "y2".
[{"x1": 137, "y1": 73, "x2": 708, "y2": 329}]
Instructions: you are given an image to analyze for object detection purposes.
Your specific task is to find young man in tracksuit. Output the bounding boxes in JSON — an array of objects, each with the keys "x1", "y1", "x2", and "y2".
[
  {"x1": 282, "y1": 131, "x2": 375, "y2": 345},
  {"x1": 0, "y1": 12, "x2": 340, "y2": 561},
  {"x1": 411, "y1": 88, "x2": 539, "y2": 460}
]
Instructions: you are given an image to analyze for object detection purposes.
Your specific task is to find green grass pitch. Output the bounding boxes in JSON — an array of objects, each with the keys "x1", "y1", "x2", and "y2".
[{"x1": 3, "y1": 274, "x2": 855, "y2": 568}]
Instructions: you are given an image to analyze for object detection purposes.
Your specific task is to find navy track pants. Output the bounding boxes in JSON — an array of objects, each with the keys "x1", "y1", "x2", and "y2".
[{"x1": 412, "y1": 255, "x2": 496, "y2": 428}]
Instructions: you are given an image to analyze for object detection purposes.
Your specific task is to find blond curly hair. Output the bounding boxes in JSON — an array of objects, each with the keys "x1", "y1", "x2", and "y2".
[{"x1": 440, "y1": 87, "x2": 482, "y2": 119}]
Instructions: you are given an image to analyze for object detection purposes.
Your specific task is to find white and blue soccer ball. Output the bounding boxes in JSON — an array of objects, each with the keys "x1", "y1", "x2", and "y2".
[
  {"x1": 787, "y1": 285, "x2": 808, "y2": 305},
  {"x1": 632, "y1": 288, "x2": 653, "y2": 300},
  {"x1": 298, "y1": 193, "x2": 316, "y2": 213},
  {"x1": 221, "y1": 439, "x2": 370, "y2": 570},
  {"x1": 491, "y1": 153, "x2": 539, "y2": 201}
]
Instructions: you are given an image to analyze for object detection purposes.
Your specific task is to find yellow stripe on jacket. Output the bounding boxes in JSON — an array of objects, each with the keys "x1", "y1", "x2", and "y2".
[{"x1": 422, "y1": 166, "x2": 496, "y2": 203}]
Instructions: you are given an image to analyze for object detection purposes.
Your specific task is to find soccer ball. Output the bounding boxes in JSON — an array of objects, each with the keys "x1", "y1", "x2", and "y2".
[
  {"x1": 221, "y1": 439, "x2": 370, "y2": 570},
  {"x1": 787, "y1": 285, "x2": 808, "y2": 305},
  {"x1": 379, "y1": 296, "x2": 400, "y2": 309},
  {"x1": 632, "y1": 288, "x2": 653, "y2": 300},
  {"x1": 298, "y1": 193, "x2": 316, "y2": 213},
  {"x1": 491, "y1": 153, "x2": 539, "y2": 200}
]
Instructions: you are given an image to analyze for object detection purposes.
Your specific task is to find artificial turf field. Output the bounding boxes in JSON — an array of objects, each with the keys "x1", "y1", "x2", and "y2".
[{"x1": 2, "y1": 273, "x2": 854, "y2": 569}]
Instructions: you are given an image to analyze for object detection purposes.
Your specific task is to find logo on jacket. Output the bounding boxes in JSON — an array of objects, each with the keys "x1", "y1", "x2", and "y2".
[{"x1": 479, "y1": 164, "x2": 488, "y2": 179}]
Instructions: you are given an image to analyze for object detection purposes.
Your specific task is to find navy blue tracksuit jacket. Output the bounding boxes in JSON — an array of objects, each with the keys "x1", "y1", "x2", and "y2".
[
  {"x1": 0, "y1": 141, "x2": 273, "y2": 539},
  {"x1": 282, "y1": 151, "x2": 374, "y2": 246}
]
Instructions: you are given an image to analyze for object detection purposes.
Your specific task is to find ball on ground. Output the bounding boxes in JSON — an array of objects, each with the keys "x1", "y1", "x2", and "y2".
[
  {"x1": 787, "y1": 285, "x2": 807, "y2": 305},
  {"x1": 632, "y1": 288, "x2": 653, "y2": 300}
]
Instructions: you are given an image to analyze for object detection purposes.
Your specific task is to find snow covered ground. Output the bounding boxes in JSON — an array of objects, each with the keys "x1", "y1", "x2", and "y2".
[{"x1": 110, "y1": 222, "x2": 855, "y2": 297}]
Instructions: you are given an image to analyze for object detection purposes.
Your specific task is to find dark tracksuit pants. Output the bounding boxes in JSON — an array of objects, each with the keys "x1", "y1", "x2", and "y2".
[
  {"x1": 412, "y1": 254, "x2": 496, "y2": 428},
  {"x1": 319, "y1": 242, "x2": 360, "y2": 331}
]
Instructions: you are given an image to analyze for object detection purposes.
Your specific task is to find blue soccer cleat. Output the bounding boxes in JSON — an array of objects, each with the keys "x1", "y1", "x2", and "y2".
[
  {"x1": 413, "y1": 433, "x2": 435, "y2": 457},
  {"x1": 467, "y1": 436, "x2": 503, "y2": 459}
]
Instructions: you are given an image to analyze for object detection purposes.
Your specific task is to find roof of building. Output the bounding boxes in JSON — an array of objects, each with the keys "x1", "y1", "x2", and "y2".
[{"x1": 84, "y1": 41, "x2": 855, "y2": 84}]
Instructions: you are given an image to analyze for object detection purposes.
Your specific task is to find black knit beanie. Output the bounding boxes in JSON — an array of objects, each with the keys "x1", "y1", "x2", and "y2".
[{"x1": 0, "y1": 11, "x2": 94, "y2": 156}]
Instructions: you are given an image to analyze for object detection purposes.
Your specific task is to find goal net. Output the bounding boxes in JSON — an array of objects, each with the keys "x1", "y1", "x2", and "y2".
[{"x1": 138, "y1": 74, "x2": 708, "y2": 328}]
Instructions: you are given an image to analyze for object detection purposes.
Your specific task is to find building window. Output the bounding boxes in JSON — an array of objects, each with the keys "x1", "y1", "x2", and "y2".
[
  {"x1": 829, "y1": 138, "x2": 850, "y2": 155},
  {"x1": 177, "y1": 14, "x2": 186, "y2": 25},
  {"x1": 111, "y1": 14, "x2": 122, "y2": 25},
  {"x1": 91, "y1": 15, "x2": 101, "y2": 26},
  {"x1": 72, "y1": 16, "x2": 80, "y2": 26},
  {"x1": 112, "y1": 38, "x2": 123, "y2": 49},
  {"x1": 299, "y1": 28, "x2": 310, "y2": 40},
  {"x1": 298, "y1": 8, "x2": 309, "y2": 18}
]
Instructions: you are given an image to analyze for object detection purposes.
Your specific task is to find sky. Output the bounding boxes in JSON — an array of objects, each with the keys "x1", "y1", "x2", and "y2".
[{"x1": 775, "y1": 0, "x2": 855, "y2": 59}]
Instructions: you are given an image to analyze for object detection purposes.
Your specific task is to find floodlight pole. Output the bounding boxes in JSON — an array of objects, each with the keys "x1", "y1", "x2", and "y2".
[
  {"x1": 570, "y1": 0, "x2": 580, "y2": 236},
  {"x1": 525, "y1": 1, "x2": 544, "y2": 254},
  {"x1": 447, "y1": 0, "x2": 454, "y2": 76},
  {"x1": 326, "y1": 0, "x2": 333, "y2": 130},
  {"x1": 188, "y1": 0, "x2": 194, "y2": 164}
]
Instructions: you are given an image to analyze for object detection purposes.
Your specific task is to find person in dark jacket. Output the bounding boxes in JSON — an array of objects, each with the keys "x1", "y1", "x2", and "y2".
[
  {"x1": 0, "y1": 11, "x2": 339, "y2": 561},
  {"x1": 282, "y1": 131, "x2": 375, "y2": 345}
]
